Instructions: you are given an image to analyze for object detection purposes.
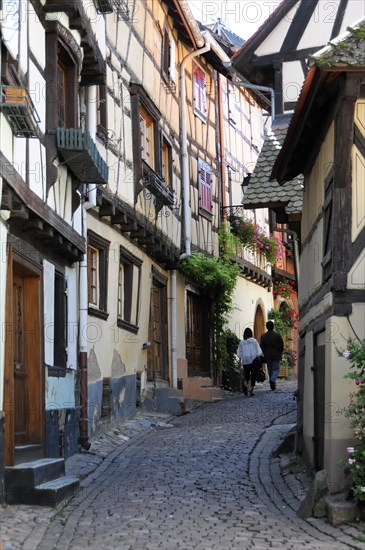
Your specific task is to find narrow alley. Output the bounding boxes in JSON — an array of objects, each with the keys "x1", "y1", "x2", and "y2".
[{"x1": 2, "y1": 381, "x2": 364, "y2": 550}]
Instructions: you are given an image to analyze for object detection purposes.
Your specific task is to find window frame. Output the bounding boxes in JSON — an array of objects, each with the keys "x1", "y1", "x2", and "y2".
[
  {"x1": 96, "y1": 83, "x2": 108, "y2": 142},
  {"x1": 161, "y1": 27, "x2": 171, "y2": 79},
  {"x1": 45, "y1": 28, "x2": 80, "y2": 131},
  {"x1": 193, "y1": 64, "x2": 207, "y2": 122},
  {"x1": 130, "y1": 84, "x2": 162, "y2": 201},
  {"x1": 140, "y1": 105, "x2": 155, "y2": 169},
  {"x1": 117, "y1": 246, "x2": 143, "y2": 334},
  {"x1": 87, "y1": 230, "x2": 110, "y2": 320},
  {"x1": 161, "y1": 134, "x2": 173, "y2": 189}
]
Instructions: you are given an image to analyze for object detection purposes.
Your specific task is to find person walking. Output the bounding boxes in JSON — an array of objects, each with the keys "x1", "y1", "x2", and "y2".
[
  {"x1": 237, "y1": 327, "x2": 263, "y2": 396},
  {"x1": 260, "y1": 320, "x2": 284, "y2": 391}
]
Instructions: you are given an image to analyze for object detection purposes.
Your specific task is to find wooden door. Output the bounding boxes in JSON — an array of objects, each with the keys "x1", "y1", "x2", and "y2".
[
  {"x1": 4, "y1": 249, "x2": 43, "y2": 465},
  {"x1": 13, "y1": 275, "x2": 27, "y2": 445},
  {"x1": 186, "y1": 292, "x2": 210, "y2": 376},
  {"x1": 254, "y1": 304, "x2": 265, "y2": 339},
  {"x1": 147, "y1": 278, "x2": 168, "y2": 381}
]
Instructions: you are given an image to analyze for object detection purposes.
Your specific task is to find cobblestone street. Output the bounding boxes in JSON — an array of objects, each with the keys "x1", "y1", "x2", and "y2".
[{"x1": 2, "y1": 380, "x2": 365, "y2": 549}]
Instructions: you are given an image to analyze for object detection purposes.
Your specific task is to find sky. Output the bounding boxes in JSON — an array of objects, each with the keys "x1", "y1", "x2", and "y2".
[{"x1": 188, "y1": 0, "x2": 283, "y2": 41}]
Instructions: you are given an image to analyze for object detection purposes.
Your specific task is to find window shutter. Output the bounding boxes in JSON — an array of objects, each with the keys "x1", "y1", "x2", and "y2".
[
  {"x1": 200, "y1": 71, "x2": 207, "y2": 114},
  {"x1": 169, "y1": 39, "x2": 176, "y2": 82},
  {"x1": 198, "y1": 159, "x2": 212, "y2": 213},
  {"x1": 193, "y1": 68, "x2": 200, "y2": 112}
]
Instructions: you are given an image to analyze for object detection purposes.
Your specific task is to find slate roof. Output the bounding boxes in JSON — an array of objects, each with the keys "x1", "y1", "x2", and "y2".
[
  {"x1": 217, "y1": 25, "x2": 245, "y2": 50},
  {"x1": 204, "y1": 22, "x2": 245, "y2": 50},
  {"x1": 309, "y1": 18, "x2": 365, "y2": 68},
  {"x1": 243, "y1": 115, "x2": 303, "y2": 215}
]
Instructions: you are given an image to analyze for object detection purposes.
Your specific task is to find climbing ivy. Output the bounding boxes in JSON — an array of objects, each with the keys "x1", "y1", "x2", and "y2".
[{"x1": 180, "y1": 226, "x2": 240, "y2": 372}]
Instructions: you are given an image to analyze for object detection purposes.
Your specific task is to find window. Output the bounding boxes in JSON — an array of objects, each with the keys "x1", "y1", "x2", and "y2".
[
  {"x1": 193, "y1": 65, "x2": 207, "y2": 120},
  {"x1": 162, "y1": 28, "x2": 171, "y2": 77},
  {"x1": 130, "y1": 84, "x2": 163, "y2": 201},
  {"x1": 140, "y1": 106, "x2": 155, "y2": 168},
  {"x1": 88, "y1": 245, "x2": 98, "y2": 306},
  {"x1": 44, "y1": 260, "x2": 68, "y2": 377},
  {"x1": 96, "y1": 83, "x2": 108, "y2": 141},
  {"x1": 118, "y1": 247, "x2": 142, "y2": 333},
  {"x1": 162, "y1": 136, "x2": 172, "y2": 188},
  {"x1": 198, "y1": 158, "x2": 213, "y2": 213},
  {"x1": 54, "y1": 272, "x2": 67, "y2": 371},
  {"x1": 45, "y1": 30, "x2": 79, "y2": 130},
  {"x1": 57, "y1": 61, "x2": 67, "y2": 127},
  {"x1": 87, "y1": 231, "x2": 109, "y2": 319}
]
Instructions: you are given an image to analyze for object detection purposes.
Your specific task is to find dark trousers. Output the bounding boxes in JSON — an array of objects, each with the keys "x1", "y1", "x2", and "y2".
[{"x1": 243, "y1": 363, "x2": 256, "y2": 388}]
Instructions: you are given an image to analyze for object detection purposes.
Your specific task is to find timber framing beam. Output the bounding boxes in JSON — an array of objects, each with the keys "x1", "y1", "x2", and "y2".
[
  {"x1": 0, "y1": 152, "x2": 85, "y2": 261},
  {"x1": 96, "y1": 188, "x2": 180, "y2": 268}
]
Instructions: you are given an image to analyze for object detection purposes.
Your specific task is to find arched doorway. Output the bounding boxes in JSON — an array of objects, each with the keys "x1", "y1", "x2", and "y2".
[{"x1": 254, "y1": 304, "x2": 265, "y2": 340}]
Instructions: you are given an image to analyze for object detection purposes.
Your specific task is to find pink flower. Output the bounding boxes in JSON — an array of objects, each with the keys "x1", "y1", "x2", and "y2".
[
  {"x1": 347, "y1": 447, "x2": 355, "y2": 454},
  {"x1": 348, "y1": 458, "x2": 356, "y2": 465},
  {"x1": 355, "y1": 378, "x2": 362, "y2": 385}
]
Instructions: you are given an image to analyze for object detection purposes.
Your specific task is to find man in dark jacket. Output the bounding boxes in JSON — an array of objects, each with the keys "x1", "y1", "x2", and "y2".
[{"x1": 260, "y1": 321, "x2": 284, "y2": 391}]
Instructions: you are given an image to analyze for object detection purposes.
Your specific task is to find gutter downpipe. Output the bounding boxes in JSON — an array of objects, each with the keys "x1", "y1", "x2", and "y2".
[
  {"x1": 78, "y1": 85, "x2": 97, "y2": 450},
  {"x1": 175, "y1": 32, "x2": 231, "y2": 389},
  {"x1": 223, "y1": 63, "x2": 276, "y2": 123}
]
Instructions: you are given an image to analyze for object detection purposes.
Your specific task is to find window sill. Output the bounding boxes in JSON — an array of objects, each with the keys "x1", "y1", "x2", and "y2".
[
  {"x1": 117, "y1": 318, "x2": 139, "y2": 334},
  {"x1": 88, "y1": 306, "x2": 109, "y2": 320},
  {"x1": 199, "y1": 207, "x2": 213, "y2": 221}
]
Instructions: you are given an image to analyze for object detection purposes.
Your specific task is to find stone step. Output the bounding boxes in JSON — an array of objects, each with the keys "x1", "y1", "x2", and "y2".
[
  {"x1": 5, "y1": 457, "x2": 66, "y2": 501},
  {"x1": 34, "y1": 475, "x2": 80, "y2": 507},
  {"x1": 7, "y1": 475, "x2": 80, "y2": 507}
]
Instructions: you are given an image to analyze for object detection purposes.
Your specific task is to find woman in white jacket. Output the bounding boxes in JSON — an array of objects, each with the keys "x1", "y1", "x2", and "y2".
[{"x1": 237, "y1": 327, "x2": 263, "y2": 396}]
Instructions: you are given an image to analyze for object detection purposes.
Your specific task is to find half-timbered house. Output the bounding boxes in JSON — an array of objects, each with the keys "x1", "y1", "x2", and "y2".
[
  {"x1": 0, "y1": 0, "x2": 109, "y2": 503},
  {"x1": 230, "y1": 0, "x2": 364, "y2": 380},
  {"x1": 272, "y1": 19, "x2": 365, "y2": 492}
]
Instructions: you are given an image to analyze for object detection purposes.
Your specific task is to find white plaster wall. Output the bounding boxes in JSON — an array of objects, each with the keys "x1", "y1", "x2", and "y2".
[
  {"x1": 340, "y1": 0, "x2": 365, "y2": 33},
  {"x1": 0, "y1": 114, "x2": 14, "y2": 161},
  {"x1": 229, "y1": 277, "x2": 274, "y2": 340},
  {"x1": 28, "y1": 61, "x2": 46, "y2": 135},
  {"x1": 13, "y1": 138, "x2": 27, "y2": 183},
  {"x1": 46, "y1": 370, "x2": 76, "y2": 409},
  {"x1": 29, "y1": 6, "x2": 46, "y2": 70},
  {"x1": 18, "y1": 0, "x2": 28, "y2": 75},
  {"x1": 255, "y1": 7, "x2": 297, "y2": 56},
  {"x1": 28, "y1": 140, "x2": 46, "y2": 200},
  {"x1": 1, "y1": 0, "x2": 20, "y2": 59},
  {"x1": 47, "y1": 167, "x2": 73, "y2": 225},
  {"x1": 352, "y1": 145, "x2": 365, "y2": 242},
  {"x1": 298, "y1": 221, "x2": 323, "y2": 307},
  {"x1": 297, "y1": 2, "x2": 334, "y2": 50},
  {"x1": 72, "y1": 204, "x2": 83, "y2": 236},
  {"x1": 283, "y1": 61, "x2": 305, "y2": 105},
  {"x1": 348, "y1": 249, "x2": 365, "y2": 290}
]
